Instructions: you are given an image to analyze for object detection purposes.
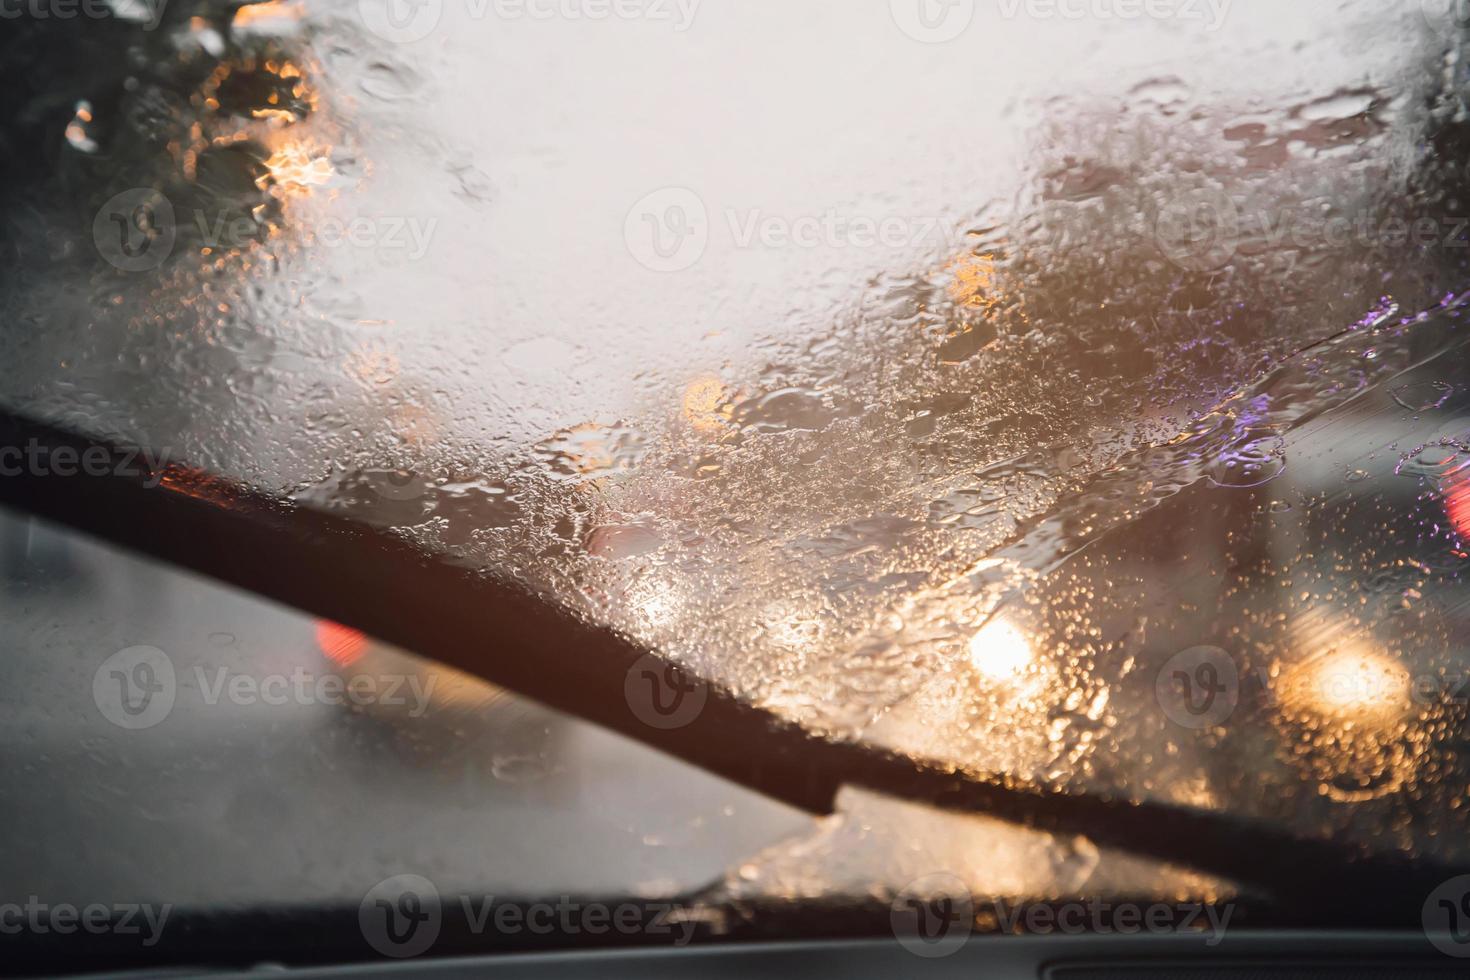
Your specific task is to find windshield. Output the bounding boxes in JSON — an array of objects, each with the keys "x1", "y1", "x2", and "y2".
[{"x1": 4, "y1": 0, "x2": 1470, "y2": 965}]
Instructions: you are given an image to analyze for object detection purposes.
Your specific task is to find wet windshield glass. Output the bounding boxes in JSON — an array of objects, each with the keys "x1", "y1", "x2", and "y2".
[{"x1": 5, "y1": 0, "x2": 1470, "y2": 890}]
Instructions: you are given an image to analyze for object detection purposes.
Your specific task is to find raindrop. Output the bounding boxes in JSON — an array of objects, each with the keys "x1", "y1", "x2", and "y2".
[
  {"x1": 1392, "y1": 381, "x2": 1453, "y2": 412},
  {"x1": 1207, "y1": 435, "x2": 1285, "y2": 488}
]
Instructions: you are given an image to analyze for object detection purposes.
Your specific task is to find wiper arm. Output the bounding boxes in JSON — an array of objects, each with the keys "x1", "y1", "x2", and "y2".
[{"x1": 0, "y1": 406, "x2": 1458, "y2": 920}]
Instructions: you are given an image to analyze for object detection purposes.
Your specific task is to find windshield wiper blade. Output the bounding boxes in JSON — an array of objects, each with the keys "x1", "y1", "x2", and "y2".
[{"x1": 0, "y1": 406, "x2": 1460, "y2": 916}]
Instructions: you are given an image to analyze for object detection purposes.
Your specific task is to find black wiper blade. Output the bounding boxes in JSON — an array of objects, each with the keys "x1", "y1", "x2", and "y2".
[{"x1": 0, "y1": 406, "x2": 1460, "y2": 915}]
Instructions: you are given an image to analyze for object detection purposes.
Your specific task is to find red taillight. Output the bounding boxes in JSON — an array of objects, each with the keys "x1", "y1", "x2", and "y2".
[
  {"x1": 1446, "y1": 471, "x2": 1470, "y2": 543},
  {"x1": 315, "y1": 620, "x2": 367, "y2": 667}
]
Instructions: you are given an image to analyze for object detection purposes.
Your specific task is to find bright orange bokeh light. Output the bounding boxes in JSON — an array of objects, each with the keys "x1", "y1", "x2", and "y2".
[
  {"x1": 315, "y1": 620, "x2": 367, "y2": 667},
  {"x1": 1445, "y1": 470, "x2": 1470, "y2": 541}
]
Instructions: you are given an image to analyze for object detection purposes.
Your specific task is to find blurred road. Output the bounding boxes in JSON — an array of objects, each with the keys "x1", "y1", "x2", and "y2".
[{"x1": 0, "y1": 507, "x2": 808, "y2": 910}]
